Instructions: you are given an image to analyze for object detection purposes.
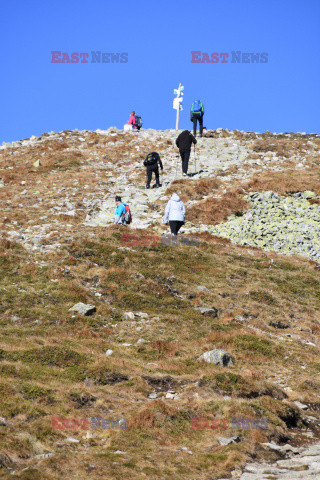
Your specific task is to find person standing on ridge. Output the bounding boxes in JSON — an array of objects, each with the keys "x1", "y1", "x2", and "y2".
[
  {"x1": 190, "y1": 100, "x2": 204, "y2": 137},
  {"x1": 164, "y1": 193, "x2": 186, "y2": 235},
  {"x1": 175, "y1": 130, "x2": 197, "y2": 176},
  {"x1": 143, "y1": 151, "x2": 163, "y2": 189}
]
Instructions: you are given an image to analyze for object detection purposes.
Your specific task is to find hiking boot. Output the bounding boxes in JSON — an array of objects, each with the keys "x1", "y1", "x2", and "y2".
[
  {"x1": 155, "y1": 183, "x2": 161, "y2": 188},
  {"x1": 146, "y1": 184, "x2": 150, "y2": 189},
  {"x1": 182, "y1": 173, "x2": 187, "y2": 177}
]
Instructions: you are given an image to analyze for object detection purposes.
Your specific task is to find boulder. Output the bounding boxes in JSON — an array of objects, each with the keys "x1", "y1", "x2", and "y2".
[
  {"x1": 69, "y1": 302, "x2": 96, "y2": 316},
  {"x1": 195, "y1": 307, "x2": 218, "y2": 318},
  {"x1": 217, "y1": 436, "x2": 240, "y2": 446},
  {"x1": 198, "y1": 349, "x2": 233, "y2": 366}
]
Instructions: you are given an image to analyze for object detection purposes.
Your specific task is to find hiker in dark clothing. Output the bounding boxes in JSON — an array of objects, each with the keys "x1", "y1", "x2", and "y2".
[
  {"x1": 175, "y1": 130, "x2": 197, "y2": 176},
  {"x1": 143, "y1": 152, "x2": 163, "y2": 189},
  {"x1": 190, "y1": 100, "x2": 204, "y2": 137}
]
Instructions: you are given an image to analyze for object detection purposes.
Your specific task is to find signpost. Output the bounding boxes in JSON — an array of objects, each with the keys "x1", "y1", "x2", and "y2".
[{"x1": 173, "y1": 83, "x2": 184, "y2": 130}]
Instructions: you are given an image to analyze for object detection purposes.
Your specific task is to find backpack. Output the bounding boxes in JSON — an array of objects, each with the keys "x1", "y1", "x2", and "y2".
[
  {"x1": 143, "y1": 152, "x2": 158, "y2": 167},
  {"x1": 191, "y1": 100, "x2": 202, "y2": 113},
  {"x1": 134, "y1": 115, "x2": 143, "y2": 128},
  {"x1": 122, "y1": 204, "x2": 132, "y2": 224}
]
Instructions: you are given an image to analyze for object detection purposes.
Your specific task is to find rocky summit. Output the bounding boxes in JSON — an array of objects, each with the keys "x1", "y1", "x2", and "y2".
[{"x1": 0, "y1": 127, "x2": 319, "y2": 480}]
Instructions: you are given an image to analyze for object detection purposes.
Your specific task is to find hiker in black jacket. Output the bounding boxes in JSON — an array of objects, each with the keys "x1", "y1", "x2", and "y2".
[
  {"x1": 144, "y1": 152, "x2": 163, "y2": 189},
  {"x1": 175, "y1": 130, "x2": 197, "y2": 176}
]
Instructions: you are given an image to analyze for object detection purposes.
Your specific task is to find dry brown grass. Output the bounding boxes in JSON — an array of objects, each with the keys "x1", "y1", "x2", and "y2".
[
  {"x1": 245, "y1": 167, "x2": 320, "y2": 195},
  {"x1": 188, "y1": 190, "x2": 249, "y2": 224},
  {"x1": 165, "y1": 177, "x2": 221, "y2": 202},
  {"x1": 0, "y1": 129, "x2": 320, "y2": 479}
]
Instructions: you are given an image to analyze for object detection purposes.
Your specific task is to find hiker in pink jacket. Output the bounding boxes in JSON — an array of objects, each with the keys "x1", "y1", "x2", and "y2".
[{"x1": 128, "y1": 111, "x2": 138, "y2": 129}]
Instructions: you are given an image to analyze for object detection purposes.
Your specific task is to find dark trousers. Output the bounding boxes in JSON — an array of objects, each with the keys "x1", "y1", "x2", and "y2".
[
  {"x1": 179, "y1": 149, "x2": 190, "y2": 174},
  {"x1": 146, "y1": 166, "x2": 160, "y2": 186},
  {"x1": 169, "y1": 220, "x2": 184, "y2": 235},
  {"x1": 192, "y1": 114, "x2": 203, "y2": 137}
]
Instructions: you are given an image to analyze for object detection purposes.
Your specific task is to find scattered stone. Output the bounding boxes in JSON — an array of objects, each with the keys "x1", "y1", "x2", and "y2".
[
  {"x1": 210, "y1": 191, "x2": 320, "y2": 263},
  {"x1": 0, "y1": 417, "x2": 6, "y2": 426},
  {"x1": 105, "y1": 349, "x2": 113, "y2": 356},
  {"x1": 148, "y1": 393, "x2": 158, "y2": 399},
  {"x1": 35, "y1": 453, "x2": 54, "y2": 459},
  {"x1": 198, "y1": 349, "x2": 233, "y2": 366},
  {"x1": 136, "y1": 338, "x2": 147, "y2": 345},
  {"x1": 195, "y1": 307, "x2": 219, "y2": 318},
  {"x1": 134, "y1": 312, "x2": 149, "y2": 318},
  {"x1": 69, "y1": 303, "x2": 96, "y2": 316},
  {"x1": 197, "y1": 286, "x2": 208, "y2": 292},
  {"x1": 262, "y1": 442, "x2": 301, "y2": 454},
  {"x1": 294, "y1": 400, "x2": 308, "y2": 410},
  {"x1": 217, "y1": 436, "x2": 241, "y2": 446},
  {"x1": 165, "y1": 391, "x2": 177, "y2": 399},
  {"x1": 124, "y1": 311, "x2": 135, "y2": 320},
  {"x1": 65, "y1": 437, "x2": 80, "y2": 443},
  {"x1": 180, "y1": 446, "x2": 193, "y2": 455},
  {"x1": 33, "y1": 159, "x2": 41, "y2": 167}
]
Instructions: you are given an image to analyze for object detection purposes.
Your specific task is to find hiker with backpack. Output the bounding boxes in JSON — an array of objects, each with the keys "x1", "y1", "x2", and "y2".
[
  {"x1": 190, "y1": 100, "x2": 204, "y2": 137},
  {"x1": 175, "y1": 130, "x2": 197, "y2": 176},
  {"x1": 114, "y1": 196, "x2": 132, "y2": 225},
  {"x1": 128, "y1": 111, "x2": 142, "y2": 130},
  {"x1": 143, "y1": 151, "x2": 163, "y2": 189},
  {"x1": 164, "y1": 193, "x2": 186, "y2": 235}
]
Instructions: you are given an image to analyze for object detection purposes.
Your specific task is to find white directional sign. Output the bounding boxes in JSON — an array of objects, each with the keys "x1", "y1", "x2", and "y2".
[
  {"x1": 173, "y1": 83, "x2": 184, "y2": 128},
  {"x1": 173, "y1": 98, "x2": 179, "y2": 109},
  {"x1": 173, "y1": 103, "x2": 183, "y2": 110}
]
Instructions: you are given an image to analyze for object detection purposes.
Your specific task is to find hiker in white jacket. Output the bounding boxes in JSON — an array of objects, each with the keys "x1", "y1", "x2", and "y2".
[{"x1": 164, "y1": 193, "x2": 186, "y2": 235}]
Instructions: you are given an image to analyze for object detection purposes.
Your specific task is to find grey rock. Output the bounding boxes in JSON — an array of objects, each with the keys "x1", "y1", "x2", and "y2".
[
  {"x1": 262, "y1": 442, "x2": 301, "y2": 454},
  {"x1": 148, "y1": 393, "x2": 158, "y2": 399},
  {"x1": 69, "y1": 302, "x2": 96, "y2": 316},
  {"x1": 134, "y1": 312, "x2": 149, "y2": 318},
  {"x1": 196, "y1": 306, "x2": 219, "y2": 318},
  {"x1": 65, "y1": 437, "x2": 80, "y2": 443},
  {"x1": 198, "y1": 349, "x2": 233, "y2": 366},
  {"x1": 294, "y1": 400, "x2": 308, "y2": 410},
  {"x1": 180, "y1": 446, "x2": 193, "y2": 455},
  {"x1": 35, "y1": 453, "x2": 54, "y2": 459},
  {"x1": 217, "y1": 436, "x2": 241, "y2": 446},
  {"x1": 0, "y1": 417, "x2": 6, "y2": 426}
]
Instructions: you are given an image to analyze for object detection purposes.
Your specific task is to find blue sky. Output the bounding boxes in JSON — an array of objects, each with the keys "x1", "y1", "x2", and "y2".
[{"x1": 1, "y1": 0, "x2": 319, "y2": 142}]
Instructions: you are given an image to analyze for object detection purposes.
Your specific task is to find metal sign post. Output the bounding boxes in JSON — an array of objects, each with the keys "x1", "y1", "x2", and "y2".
[{"x1": 173, "y1": 83, "x2": 184, "y2": 130}]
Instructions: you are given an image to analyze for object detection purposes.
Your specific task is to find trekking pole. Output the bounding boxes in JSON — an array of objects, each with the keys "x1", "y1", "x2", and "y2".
[
  {"x1": 175, "y1": 154, "x2": 179, "y2": 179},
  {"x1": 194, "y1": 144, "x2": 196, "y2": 174}
]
